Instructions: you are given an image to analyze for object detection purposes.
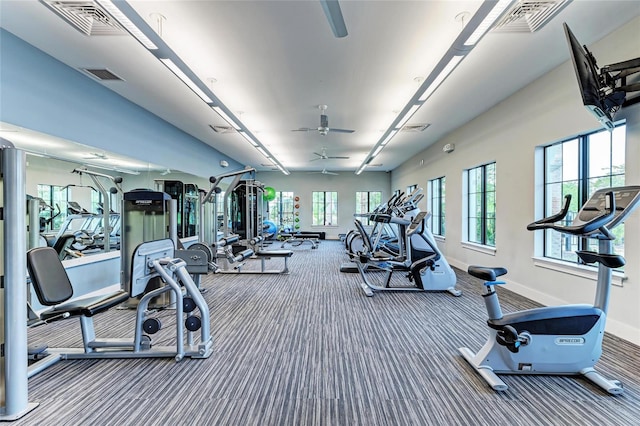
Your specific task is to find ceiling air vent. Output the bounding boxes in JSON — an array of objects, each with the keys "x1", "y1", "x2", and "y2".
[
  {"x1": 401, "y1": 124, "x2": 431, "y2": 132},
  {"x1": 40, "y1": 0, "x2": 126, "y2": 36},
  {"x1": 82, "y1": 68, "x2": 123, "y2": 81},
  {"x1": 209, "y1": 125, "x2": 238, "y2": 134},
  {"x1": 492, "y1": 0, "x2": 572, "y2": 33}
]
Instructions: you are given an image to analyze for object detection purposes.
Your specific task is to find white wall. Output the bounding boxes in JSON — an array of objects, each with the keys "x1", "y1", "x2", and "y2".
[
  {"x1": 391, "y1": 18, "x2": 640, "y2": 344},
  {"x1": 257, "y1": 171, "x2": 391, "y2": 239}
]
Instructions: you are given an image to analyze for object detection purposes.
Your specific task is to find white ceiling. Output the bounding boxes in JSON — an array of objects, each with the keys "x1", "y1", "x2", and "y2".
[{"x1": 1, "y1": 0, "x2": 639, "y2": 174}]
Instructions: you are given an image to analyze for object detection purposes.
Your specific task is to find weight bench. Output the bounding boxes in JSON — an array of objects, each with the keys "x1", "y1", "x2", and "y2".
[
  {"x1": 280, "y1": 233, "x2": 320, "y2": 249},
  {"x1": 26, "y1": 239, "x2": 213, "y2": 378},
  {"x1": 214, "y1": 234, "x2": 293, "y2": 274},
  {"x1": 254, "y1": 249, "x2": 293, "y2": 274}
]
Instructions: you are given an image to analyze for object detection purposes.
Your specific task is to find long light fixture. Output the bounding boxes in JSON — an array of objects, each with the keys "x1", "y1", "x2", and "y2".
[
  {"x1": 417, "y1": 55, "x2": 464, "y2": 102},
  {"x1": 463, "y1": 0, "x2": 513, "y2": 46},
  {"x1": 240, "y1": 131, "x2": 259, "y2": 147},
  {"x1": 396, "y1": 104, "x2": 422, "y2": 129},
  {"x1": 96, "y1": 0, "x2": 158, "y2": 49},
  {"x1": 355, "y1": 0, "x2": 514, "y2": 175},
  {"x1": 212, "y1": 106, "x2": 241, "y2": 130},
  {"x1": 159, "y1": 58, "x2": 213, "y2": 104},
  {"x1": 97, "y1": 0, "x2": 290, "y2": 175},
  {"x1": 380, "y1": 130, "x2": 398, "y2": 146}
]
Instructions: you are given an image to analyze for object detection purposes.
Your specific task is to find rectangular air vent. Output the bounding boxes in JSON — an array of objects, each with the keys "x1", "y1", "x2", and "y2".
[
  {"x1": 82, "y1": 68, "x2": 123, "y2": 81},
  {"x1": 209, "y1": 125, "x2": 238, "y2": 134},
  {"x1": 401, "y1": 124, "x2": 431, "y2": 132},
  {"x1": 492, "y1": 0, "x2": 572, "y2": 33},
  {"x1": 41, "y1": 0, "x2": 126, "y2": 36}
]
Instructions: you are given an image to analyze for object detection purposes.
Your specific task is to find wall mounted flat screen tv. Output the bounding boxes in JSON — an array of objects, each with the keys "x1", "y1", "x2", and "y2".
[{"x1": 563, "y1": 22, "x2": 615, "y2": 131}]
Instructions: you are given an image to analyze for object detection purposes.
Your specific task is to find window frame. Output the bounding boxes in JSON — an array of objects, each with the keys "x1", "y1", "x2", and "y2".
[
  {"x1": 465, "y1": 162, "x2": 496, "y2": 248},
  {"x1": 312, "y1": 191, "x2": 338, "y2": 226},
  {"x1": 37, "y1": 184, "x2": 70, "y2": 231},
  {"x1": 428, "y1": 176, "x2": 446, "y2": 237},
  {"x1": 268, "y1": 191, "x2": 295, "y2": 232},
  {"x1": 541, "y1": 123, "x2": 626, "y2": 265},
  {"x1": 355, "y1": 191, "x2": 382, "y2": 226}
]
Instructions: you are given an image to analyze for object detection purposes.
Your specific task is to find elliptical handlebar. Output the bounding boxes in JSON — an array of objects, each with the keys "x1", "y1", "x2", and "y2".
[
  {"x1": 527, "y1": 192, "x2": 616, "y2": 236},
  {"x1": 527, "y1": 194, "x2": 572, "y2": 230}
]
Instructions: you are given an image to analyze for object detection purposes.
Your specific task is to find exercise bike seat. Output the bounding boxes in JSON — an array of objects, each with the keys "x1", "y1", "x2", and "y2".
[{"x1": 468, "y1": 265, "x2": 508, "y2": 282}]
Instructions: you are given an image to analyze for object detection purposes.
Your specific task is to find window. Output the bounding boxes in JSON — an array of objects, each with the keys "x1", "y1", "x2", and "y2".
[
  {"x1": 466, "y1": 163, "x2": 496, "y2": 247},
  {"x1": 428, "y1": 177, "x2": 446, "y2": 237},
  {"x1": 543, "y1": 124, "x2": 625, "y2": 263},
  {"x1": 407, "y1": 184, "x2": 417, "y2": 194},
  {"x1": 355, "y1": 191, "x2": 382, "y2": 225},
  {"x1": 37, "y1": 184, "x2": 70, "y2": 231},
  {"x1": 312, "y1": 191, "x2": 338, "y2": 226},
  {"x1": 268, "y1": 191, "x2": 295, "y2": 232},
  {"x1": 91, "y1": 190, "x2": 103, "y2": 214}
]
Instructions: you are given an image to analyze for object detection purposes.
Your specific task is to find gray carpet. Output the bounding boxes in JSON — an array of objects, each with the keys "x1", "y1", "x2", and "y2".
[{"x1": 17, "y1": 240, "x2": 640, "y2": 425}]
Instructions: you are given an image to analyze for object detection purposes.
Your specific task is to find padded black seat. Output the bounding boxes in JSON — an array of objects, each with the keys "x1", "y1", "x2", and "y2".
[
  {"x1": 27, "y1": 247, "x2": 128, "y2": 320},
  {"x1": 256, "y1": 250, "x2": 293, "y2": 258},
  {"x1": 467, "y1": 265, "x2": 508, "y2": 282}
]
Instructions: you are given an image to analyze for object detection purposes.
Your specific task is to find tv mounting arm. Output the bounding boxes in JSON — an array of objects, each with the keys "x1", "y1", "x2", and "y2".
[{"x1": 597, "y1": 54, "x2": 640, "y2": 108}]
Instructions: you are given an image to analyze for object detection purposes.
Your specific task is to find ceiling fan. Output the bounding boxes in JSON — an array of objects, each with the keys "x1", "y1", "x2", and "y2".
[
  {"x1": 293, "y1": 105, "x2": 355, "y2": 136},
  {"x1": 82, "y1": 152, "x2": 108, "y2": 160},
  {"x1": 309, "y1": 168, "x2": 339, "y2": 176},
  {"x1": 311, "y1": 147, "x2": 350, "y2": 162}
]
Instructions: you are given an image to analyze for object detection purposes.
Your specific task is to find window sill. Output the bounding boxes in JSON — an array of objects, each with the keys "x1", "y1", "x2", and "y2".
[
  {"x1": 461, "y1": 241, "x2": 496, "y2": 256},
  {"x1": 532, "y1": 256, "x2": 625, "y2": 287},
  {"x1": 434, "y1": 235, "x2": 445, "y2": 243}
]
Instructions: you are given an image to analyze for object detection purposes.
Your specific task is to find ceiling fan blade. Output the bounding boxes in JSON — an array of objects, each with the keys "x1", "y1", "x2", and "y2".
[
  {"x1": 320, "y1": 0, "x2": 348, "y2": 38},
  {"x1": 328, "y1": 128, "x2": 355, "y2": 133},
  {"x1": 312, "y1": 152, "x2": 323, "y2": 157},
  {"x1": 328, "y1": 156, "x2": 350, "y2": 159},
  {"x1": 325, "y1": 171, "x2": 339, "y2": 175},
  {"x1": 292, "y1": 128, "x2": 314, "y2": 132}
]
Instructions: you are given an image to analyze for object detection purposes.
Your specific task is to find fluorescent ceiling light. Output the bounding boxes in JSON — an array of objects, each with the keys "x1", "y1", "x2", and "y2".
[
  {"x1": 240, "y1": 132, "x2": 259, "y2": 147},
  {"x1": 372, "y1": 145, "x2": 384, "y2": 157},
  {"x1": 463, "y1": 0, "x2": 512, "y2": 46},
  {"x1": 380, "y1": 130, "x2": 399, "y2": 146},
  {"x1": 96, "y1": 0, "x2": 158, "y2": 50},
  {"x1": 159, "y1": 58, "x2": 213, "y2": 104},
  {"x1": 395, "y1": 104, "x2": 421, "y2": 130},
  {"x1": 83, "y1": 163, "x2": 140, "y2": 175},
  {"x1": 212, "y1": 106, "x2": 241, "y2": 130},
  {"x1": 418, "y1": 55, "x2": 464, "y2": 102},
  {"x1": 256, "y1": 147, "x2": 269, "y2": 158}
]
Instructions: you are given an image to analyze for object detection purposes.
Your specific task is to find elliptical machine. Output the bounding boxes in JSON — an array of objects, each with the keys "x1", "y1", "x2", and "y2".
[
  {"x1": 459, "y1": 186, "x2": 640, "y2": 394},
  {"x1": 352, "y1": 210, "x2": 460, "y2": 297}
]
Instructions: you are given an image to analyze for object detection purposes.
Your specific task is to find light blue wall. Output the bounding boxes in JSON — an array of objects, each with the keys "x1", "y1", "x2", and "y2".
[{"x1": 0, "y1": 28, "x2": 241, "y2": 177}]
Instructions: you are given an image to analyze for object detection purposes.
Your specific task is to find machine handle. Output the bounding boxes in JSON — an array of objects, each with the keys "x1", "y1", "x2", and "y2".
[
  {"x1": 527, "y1": 194, "x2": 572, "y2": 230},
  {"x1": 527, "y1": 192, "x2": 616, "y2": 236}
]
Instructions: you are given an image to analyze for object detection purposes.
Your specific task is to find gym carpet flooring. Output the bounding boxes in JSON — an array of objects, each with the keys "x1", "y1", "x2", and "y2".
[{"x1": 19, "y1": 240, "x2": 640, "y2": 425}]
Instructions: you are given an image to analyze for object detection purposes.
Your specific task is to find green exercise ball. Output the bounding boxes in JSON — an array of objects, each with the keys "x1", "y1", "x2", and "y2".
[{"x1": 263, "y1": 186, "x2": 276, "y2": 201}]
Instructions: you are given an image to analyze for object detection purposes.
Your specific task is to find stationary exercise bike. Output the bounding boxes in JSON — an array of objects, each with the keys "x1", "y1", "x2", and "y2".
[{"x1": 459, "y1": 185, "x2": 640, "y2": 394}]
